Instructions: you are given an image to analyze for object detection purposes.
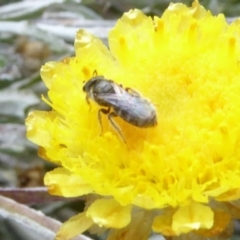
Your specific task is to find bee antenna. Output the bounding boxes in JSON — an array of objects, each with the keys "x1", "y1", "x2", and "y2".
[{"x1": 93, "y1": 70, "x2": 98, "y2": 77}]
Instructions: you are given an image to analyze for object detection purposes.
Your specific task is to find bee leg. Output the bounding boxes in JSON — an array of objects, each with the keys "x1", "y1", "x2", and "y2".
[
  {"x1": 125, "y1": 87, "x2": 141, "y2": 96},
  {"x1": 92, "y1": 69, "x2": 98, "y2": 77},
  {"x1": 86, "y1": 96, "x2": 92, "y2": 112},
  {"x1": 108, "y1": 112, "x2": 127, "y2": 145},
  {"x1": 98, "y1": 107, "x2": 110, "y2": 136}
]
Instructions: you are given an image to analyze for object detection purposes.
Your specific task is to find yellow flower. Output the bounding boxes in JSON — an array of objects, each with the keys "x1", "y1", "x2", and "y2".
[{"x1": 26, "y1": 0, "x2": 240, "y2": 239}]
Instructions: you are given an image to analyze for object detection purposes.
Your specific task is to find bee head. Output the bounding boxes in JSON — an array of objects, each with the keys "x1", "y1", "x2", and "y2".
[{"x1": 82, "y1": 76, "x2": 102, "y2": 92}]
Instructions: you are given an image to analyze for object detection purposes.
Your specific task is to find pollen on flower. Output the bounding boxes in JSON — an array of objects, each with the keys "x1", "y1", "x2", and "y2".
[
  {"x1": 228, "y1": 37, "x2": 236, "y2": 57},
  {"x1": 81, "y1": 66, "x2": 91, "y2": 79},
  {"x1": 25, "y1": 0, "x2": 240, "y2": 239},
  {"x1": 188, "y1": 22, "x2": 197, "y2": 43},
  {"x1": 119, "y1": 37, "x2": 126, "y2": 48}
]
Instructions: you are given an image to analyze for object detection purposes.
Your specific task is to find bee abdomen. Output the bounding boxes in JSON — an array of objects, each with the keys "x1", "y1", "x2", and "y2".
[{"x1": 115, "y1": 108, "x2": 157, "y2": 128}]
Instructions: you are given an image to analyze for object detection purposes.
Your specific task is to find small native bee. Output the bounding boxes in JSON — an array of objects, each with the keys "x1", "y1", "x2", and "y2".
[{"x1": 83, "y1": 72, "x2": 157, "y2": 143}]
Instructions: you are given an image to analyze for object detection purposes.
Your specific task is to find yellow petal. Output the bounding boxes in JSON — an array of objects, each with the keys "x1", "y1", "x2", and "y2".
[
  {"x1": 87, "y1": 198, "x2": 131, "y2": 228},
  {"x1": 108, "y1": 209, "x2": 152, "y2": 240},
  {"x1": 74, "y1": 29, "x2": 114, "y2": 75},
  {"x1": 109, "y1": 9, "x2": 154, "y2": 66},
  {"x1": 75, "y1": 29, "x2": 112, "y2": 57},
  {"x1": 164, "y1": 0, "x2": 208, "y2": 19},
  {"x1": 172, "y1": 202, "x2": 214, "y2": 235},
  {"x1": 55, "y1": 212, "x2": 93, "y2": 240},
  {"x1": 44, "y1": 168, "x2": 93, "y2": 197},
  {"x1": 152, "y1": 208, "x2": 177, "y2": 236},
  {"x1": 26, "y1": 111, "x2": 57, "y2": 147},
  {"x1": 40, "y1": 61, "x2": 67, "y2": 89}
]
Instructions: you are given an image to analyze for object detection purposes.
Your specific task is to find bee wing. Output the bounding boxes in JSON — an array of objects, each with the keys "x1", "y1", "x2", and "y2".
[
  {"x1": 111, "y1": 82, "x2": 125, "y2": 95},
  {"x1": 97, "y1": 93, "x2": 155, "y2": 120}
]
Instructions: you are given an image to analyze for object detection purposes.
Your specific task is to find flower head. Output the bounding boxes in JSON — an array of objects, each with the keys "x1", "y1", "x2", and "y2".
[{"x1": 26, "y1": 0, "x2": 240, "y2": 239}]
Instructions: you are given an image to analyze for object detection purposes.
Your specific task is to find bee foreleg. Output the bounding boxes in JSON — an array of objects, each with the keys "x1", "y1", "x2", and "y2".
[
  {"x1": 108, "y1": 112, "x2": 127, "y2": 144},
  {"x1": 86, "y1": 95, "x2": 92, "y2": 112},
  {"x1": 98, "y1": 107, "x2": 110, "y2": 136}
]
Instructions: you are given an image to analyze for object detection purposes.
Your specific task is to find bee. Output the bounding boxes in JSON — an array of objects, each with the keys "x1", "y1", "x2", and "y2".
[{"x1": 83, "y1": 72, "x2": 157, "y2": 143}]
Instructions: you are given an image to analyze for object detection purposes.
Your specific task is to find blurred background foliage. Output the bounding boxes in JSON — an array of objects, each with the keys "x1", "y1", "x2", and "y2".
[{"x1": 1, "y1": 0, "x2": 240, "y2": 239}]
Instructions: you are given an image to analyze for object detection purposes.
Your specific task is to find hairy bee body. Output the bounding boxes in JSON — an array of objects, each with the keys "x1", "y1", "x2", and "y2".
[
  {"x1": 83, "y1": 74, "x2": 157, "y2": 142},
  {"x1": 101, "y1": 90, "x2": 157, "y2": 127}
]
